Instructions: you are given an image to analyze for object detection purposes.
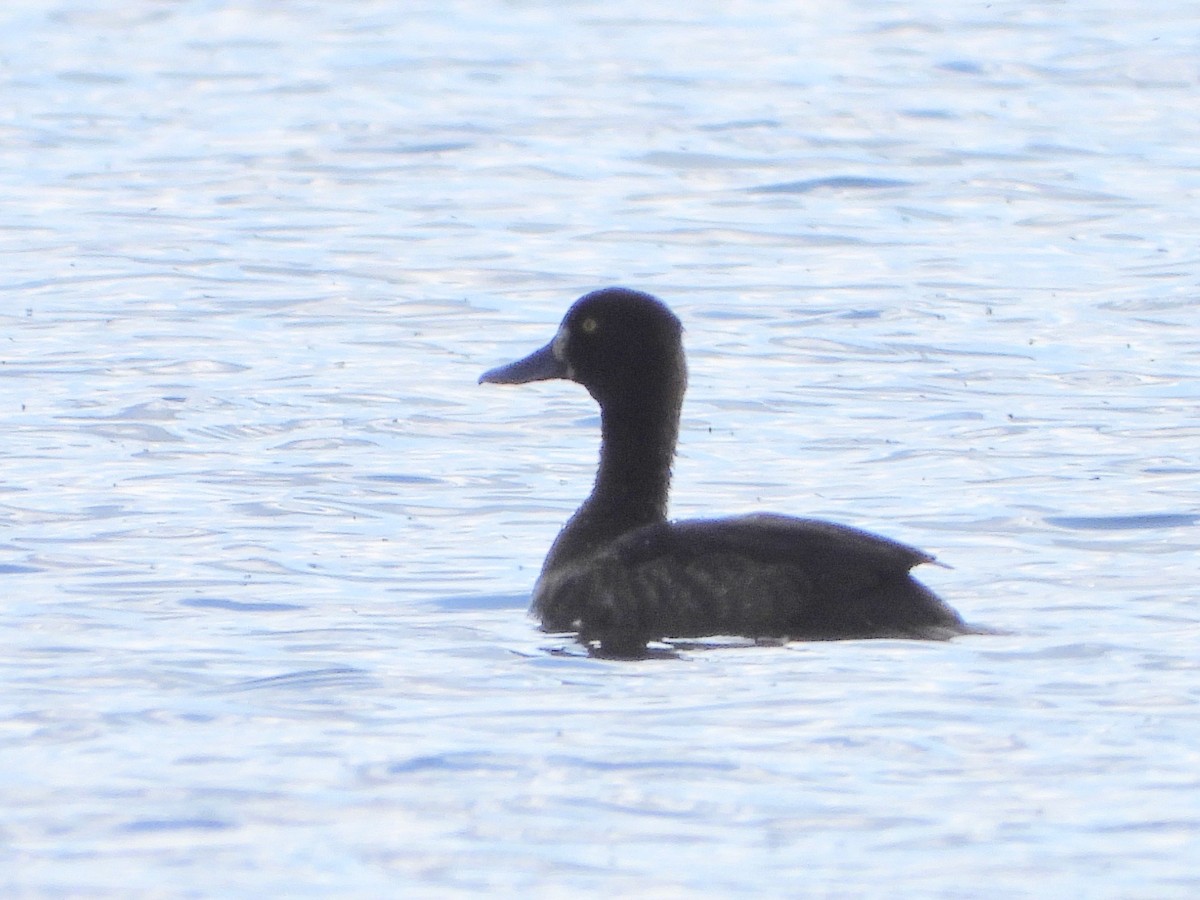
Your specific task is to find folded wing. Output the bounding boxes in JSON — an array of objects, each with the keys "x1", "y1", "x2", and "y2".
[{"x1": 533, "y1": 513, "x2": 964, "y2": 654}]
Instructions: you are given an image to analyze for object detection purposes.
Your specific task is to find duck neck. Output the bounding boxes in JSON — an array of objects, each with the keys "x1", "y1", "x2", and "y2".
[
  {"x1": 589, "y1": 397, "x2": 678, "y2": 527},
  {"x1": 543, "y1": 391, "x2": 679, "y2": 573}
]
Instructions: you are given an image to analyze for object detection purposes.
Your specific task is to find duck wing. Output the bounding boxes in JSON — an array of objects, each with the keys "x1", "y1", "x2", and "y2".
[{"x1": 533, "y1": 513, "x2": 963, "y2": 655}]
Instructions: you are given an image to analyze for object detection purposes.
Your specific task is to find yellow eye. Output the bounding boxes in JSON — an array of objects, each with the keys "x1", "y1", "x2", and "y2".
[{"x1": 581, "y1": 317, "x2": 599, "y2": 334}]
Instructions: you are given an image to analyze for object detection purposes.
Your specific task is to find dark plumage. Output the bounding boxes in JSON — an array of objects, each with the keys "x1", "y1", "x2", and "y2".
[{"x1": 480, "y1": 287, "x2": 971, "y2": 657}]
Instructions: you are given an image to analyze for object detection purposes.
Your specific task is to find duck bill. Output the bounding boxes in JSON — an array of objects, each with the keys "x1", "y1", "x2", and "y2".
[{"x1": 479, "y1": 339, "x2": 567, "y2": 385}]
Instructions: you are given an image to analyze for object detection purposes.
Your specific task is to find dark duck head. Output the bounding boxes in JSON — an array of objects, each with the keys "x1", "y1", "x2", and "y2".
[
  {"x1": 481, "y1": 288, "x2": 685, "y2": 565},
  {"x1": 481, "y1": 287, "x2": 974, "y2": 658}
]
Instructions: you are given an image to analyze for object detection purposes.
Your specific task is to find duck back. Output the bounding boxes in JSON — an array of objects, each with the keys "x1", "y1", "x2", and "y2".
[{"x1": 534, "y1": 513, "x2": 966, "y2": 656}]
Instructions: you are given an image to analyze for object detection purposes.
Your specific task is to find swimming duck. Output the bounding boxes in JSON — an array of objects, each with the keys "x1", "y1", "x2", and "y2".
[{"x1": 480, "y1": 287, "x2": 971, "y2": 657}]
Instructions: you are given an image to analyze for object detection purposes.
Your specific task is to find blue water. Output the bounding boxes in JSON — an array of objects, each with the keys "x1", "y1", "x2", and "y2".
[{"x1": 3, "y1": 1, "x2": 1198, "y2": 896}]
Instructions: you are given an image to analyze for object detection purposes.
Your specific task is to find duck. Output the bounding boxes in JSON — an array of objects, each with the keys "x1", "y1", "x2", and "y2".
[{"x1": 480, "y1": 287, "x2": 972, "y2": 657}]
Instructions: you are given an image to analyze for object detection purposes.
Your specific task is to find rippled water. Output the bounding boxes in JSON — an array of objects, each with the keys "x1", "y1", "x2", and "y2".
[{"x1": 3, "y1": 1, "x2": 1198, "y2": 896}]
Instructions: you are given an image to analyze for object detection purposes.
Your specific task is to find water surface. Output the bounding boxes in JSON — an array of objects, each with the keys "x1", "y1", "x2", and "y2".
[{"x1": 2, "y1": 1, "x2": 1198, "y2": 896}]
